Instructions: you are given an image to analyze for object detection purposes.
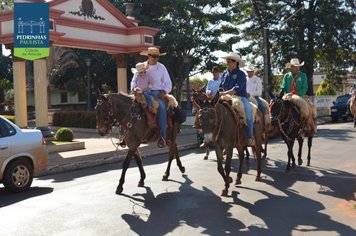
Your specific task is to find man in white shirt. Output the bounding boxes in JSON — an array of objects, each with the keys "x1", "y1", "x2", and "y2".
[
  {"x1": 245, "y1": 64, "x2": 265, "y2": 122},
  {"x1": 140, "y1": 47, "x2": 172, "y2": 148},
  {"x1": 206, "y1": 66, "x2": 222, "y2": 98}
]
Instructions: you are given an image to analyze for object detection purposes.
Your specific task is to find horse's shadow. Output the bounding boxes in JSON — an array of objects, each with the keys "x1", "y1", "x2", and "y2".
[
  {"x1": 121, "y1": 175, "x2": 245, "y2": 235},
  {"x1": 231, "y1": 162, "x2": 356, "y2": 235}
]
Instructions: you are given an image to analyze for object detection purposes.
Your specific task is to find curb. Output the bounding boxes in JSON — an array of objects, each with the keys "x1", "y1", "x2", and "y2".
[{"x1": 38, "y1": 142, "x2": 199, "y2": 177}]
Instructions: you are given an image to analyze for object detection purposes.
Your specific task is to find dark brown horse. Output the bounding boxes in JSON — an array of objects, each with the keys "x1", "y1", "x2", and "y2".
[
  {"x1": 95, "y1": 93, "x2": 185, "y2": 194},
  {"x1": 193, "y1": 92, "x2": 263, "y2": 196},
  {"x1": 269, "y1": 93, "x2": 314, "y2": 171}
]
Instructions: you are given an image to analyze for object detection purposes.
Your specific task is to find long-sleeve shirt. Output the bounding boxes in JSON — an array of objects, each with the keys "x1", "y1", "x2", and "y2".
[
  {"x1": 220, "y1": 68, "x2": 247, "y2": 97},
  {"x1": 281, "y1": 72, "x2": 308, "y2": 96},
  {"x1": 130, "y1": 72, "x2": 152, "y2": 91},
  {"x1": 144, "y1": 62, "x2": 172, "y2": 94},
  {"x1": 206, "y1": 77, "x2": 222, "y2": 96},
  {"x1": 246, "y1": 75, "x2": 262, "y2": 96}
]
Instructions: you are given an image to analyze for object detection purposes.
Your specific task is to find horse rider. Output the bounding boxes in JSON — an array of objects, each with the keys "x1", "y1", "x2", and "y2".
[
  {"x1": 140, "y1": 47, "x2": 172, "y2": 148},
  {"x1": 279, "y1": 58, "x2": 316, "y2": 133},
  {"x1": 219, "y1": 52, "x2": 255, "y2": 146},
  {"x1": 206, "y1": 66, "x2": 222, "y2": 98},
  {"x1": 245, "y1": 64, "x2": 266, "y2": 124},
  {"x1": 279, "y1": 58, "x2": 308, "y2": 97}
]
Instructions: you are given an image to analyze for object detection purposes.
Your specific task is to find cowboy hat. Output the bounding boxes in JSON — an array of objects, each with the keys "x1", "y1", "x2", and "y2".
[
  {"x1": 285, "y1": 58, "x2": 304, "y2": 68},
  {"x1": 221, "y1": 52, "x2": 245, "y2": 68},
  {"x1": 131, "y1": 62, "x2": 146, "y2": 74},
  {"x1": 245, "y1": 64, "x2": 255, "y2": 72},
  {"x1": 140, "y1": 47, "x2": 167, "y2": 56}
]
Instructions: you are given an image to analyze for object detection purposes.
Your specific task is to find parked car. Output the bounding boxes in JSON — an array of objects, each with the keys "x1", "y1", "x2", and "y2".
[
  {"x1": 0, "y1": 115, "x2": 48, "y2": 193},
  {"x1": 330, "y1": 94, "x2": 352, "y2": 122}
]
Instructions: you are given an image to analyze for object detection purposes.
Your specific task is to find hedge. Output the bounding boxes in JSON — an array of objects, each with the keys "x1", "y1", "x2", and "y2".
[{"x1": 52, "y1": 111, "x2": 96, "y2": 128}]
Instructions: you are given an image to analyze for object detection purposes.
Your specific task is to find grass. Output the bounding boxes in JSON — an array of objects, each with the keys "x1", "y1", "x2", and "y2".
[{"x1": 46, "y1": 140, "x2": 70, "y2": 146}]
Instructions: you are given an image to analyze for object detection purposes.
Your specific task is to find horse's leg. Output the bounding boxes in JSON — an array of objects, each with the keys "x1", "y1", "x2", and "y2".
[
  {"x1": 222, "y1": 147, "x2": 233, "y2": 197},
  {"x1": 290, "y1": 140, "x2": 296, "y2": 167},
  {"x1": 162, "y1": 142, "x2": 174, "y2": 181},
  {"x1": 215, "y1": 147, "x2": 227, "y2": 195},
  {"x1": 285, "y1": 140, "x2": 294, "y2": 172},
  {"x1": 235, "y1": 147, "x2": 244, "y2": 185},
  {"x1": 297, "y1": 136, "x2": 304, "y2": 166},
  {"x1": 306, "y1": 136, "x2": 313, "y2": 166},
  {"x1": 263, "y1": 133, "x2": 268, "y2": 159},
  {"x1": 204, "y1": 146, "x2": 209, "y2": 160},
  {"x1": 133, "y1": 149, "x2": 146, "y2": 187},
  {"x1": 245, "y1": 146, "x2": 250, "y2": 160},
  {"x1": 116, "y1": 150, "x2": 134, "y2": 194}
]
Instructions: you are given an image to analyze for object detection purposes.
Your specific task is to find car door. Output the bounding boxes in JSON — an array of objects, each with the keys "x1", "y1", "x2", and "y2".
[{"x1": 0, "y1": 118, "x2": 15, "y2": 161}]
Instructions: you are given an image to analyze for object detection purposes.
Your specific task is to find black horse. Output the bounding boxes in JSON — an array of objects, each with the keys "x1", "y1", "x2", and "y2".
[
  {"x1": 95, "y1": 93, "x2": 185, "y2": 194},
  {"x1": 269, "y1": 93, "x2": 314, "y2": 171}
]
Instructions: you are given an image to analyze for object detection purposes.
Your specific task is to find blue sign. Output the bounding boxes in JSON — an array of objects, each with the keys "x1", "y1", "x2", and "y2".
[{"x1": 14, "y1": 3, "x2": 49, "y2": 60}]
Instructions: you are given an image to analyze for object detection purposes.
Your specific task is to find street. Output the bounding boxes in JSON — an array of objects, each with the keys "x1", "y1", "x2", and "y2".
[{"x1": 1, "y1": 122, "x2": 355, "y2": 236}]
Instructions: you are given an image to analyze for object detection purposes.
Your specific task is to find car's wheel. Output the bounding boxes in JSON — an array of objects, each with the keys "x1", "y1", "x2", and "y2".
[
  {"x1": 3, "y1": 159, "x2": 33, "y2": 193},
  {"x1": 331, "y1": 117, "x2": 338, "y2": 123}
]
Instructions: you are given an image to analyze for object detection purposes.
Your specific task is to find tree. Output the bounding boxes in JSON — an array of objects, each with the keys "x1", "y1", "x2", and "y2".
[
  {"x1": 234, "y1": 0, "x2": 355, "y2": 95},
  {"x1": 112, "y1": 0, "x2": 242, "y2": 102}
]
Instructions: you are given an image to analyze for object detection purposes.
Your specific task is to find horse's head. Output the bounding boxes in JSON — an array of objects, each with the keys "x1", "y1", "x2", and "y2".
[
  {"x1": 268, "y1": 92, "x2": 284, "y2": 126},
  {"x1": 193, "y1": 92, "x2": 220, "y2": 144},
  {"x1": 94, "y1": 94, "x2": 113, "y2": 136}
]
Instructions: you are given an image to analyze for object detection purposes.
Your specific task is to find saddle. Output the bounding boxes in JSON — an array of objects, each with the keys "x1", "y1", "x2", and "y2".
[{"x1": 282, "y1": 93, "x2": 317, "y2": 134}]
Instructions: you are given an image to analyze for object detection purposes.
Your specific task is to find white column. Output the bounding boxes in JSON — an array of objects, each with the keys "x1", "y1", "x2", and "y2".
[
  {"x1": 33, "y1": 59, "x2": 48, "y2": 127},
  {"x1": 113, "y1": 54, "x2": 128, "y2": 93},
  {"x1": 13, "y1": 60, "x2": 27, "y2": 128}
]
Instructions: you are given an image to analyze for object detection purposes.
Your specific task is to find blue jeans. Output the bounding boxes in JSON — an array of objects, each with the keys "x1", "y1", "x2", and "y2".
[
  {"x1": 144, "y1": 90, "x2": 167, "y2": 139},
  {"x1": 254, "y1": 96, "x2": 265, "y2": 125},
  {"x1": 241, "y1": 97, "x2": 253, "y2": 140}
]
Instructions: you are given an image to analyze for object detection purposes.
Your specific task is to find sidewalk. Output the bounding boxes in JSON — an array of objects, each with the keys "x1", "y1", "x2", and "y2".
[
  {"x1": 39, "y1": 116, "x2": 198, "y2": 176},
  {"x1": 39, "y1": 115, "x2": 331, "y2": 176}
]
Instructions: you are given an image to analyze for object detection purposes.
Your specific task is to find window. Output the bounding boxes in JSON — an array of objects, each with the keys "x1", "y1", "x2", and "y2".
[
  {"x1": 49, "y1": 19, "x2": 54, "y2": 31},
  {"x1": 60, "y1": 92, "x2": 68, "y2": 103},
  {"x1": 0, "y1": 118, "x2": 16, "y2": 138},
  {"x1": 144, "y1": 35, "x2": 153, "y2": 45}
]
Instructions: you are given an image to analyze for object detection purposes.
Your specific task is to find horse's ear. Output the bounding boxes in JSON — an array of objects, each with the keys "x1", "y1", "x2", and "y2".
[
  {"x1": 199, "y1": 84, "x2": 207, "y2": 93},
  {"x1": 211, "y1": 91, "x2": 220, "y2": 105},
  {"x1": 192, "y1": 92, "x2": 204, "y2": 109}
]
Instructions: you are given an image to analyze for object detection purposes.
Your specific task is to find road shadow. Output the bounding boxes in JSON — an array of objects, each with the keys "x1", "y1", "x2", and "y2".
[
  {"x1": 0, "y1": 187, "x2": 53, "y2": 208},
  {"x1": 121, "y1": 175, "x2": 245, "y2": 235},
  {"x1": 231, "y1": 163, "x2": 355, "y2": 235}
]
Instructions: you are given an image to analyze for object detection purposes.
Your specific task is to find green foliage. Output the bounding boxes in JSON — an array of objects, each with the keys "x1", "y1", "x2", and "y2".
[
  {"x1": 52, "y1": 111, "x2": 96, "y2": 128},
  {"x1": 55, "y1": 128, "x2": 74, "y2": 142},
  {"x1": 190, "y1": 78, "x2": 208, "y2": 86},
  {"x1": 316, "y1": 80, "x2": 336, "y2": 96}
]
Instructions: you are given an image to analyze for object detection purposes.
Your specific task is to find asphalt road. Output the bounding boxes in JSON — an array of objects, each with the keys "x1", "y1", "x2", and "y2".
[{"x1": 0, "y1": 122, "x2": 355, "y2": 236}]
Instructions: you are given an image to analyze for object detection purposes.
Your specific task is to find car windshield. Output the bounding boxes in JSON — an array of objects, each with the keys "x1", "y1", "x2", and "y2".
[{"x1": 336, "y1": 96, "x2": 350, "y2": 104}]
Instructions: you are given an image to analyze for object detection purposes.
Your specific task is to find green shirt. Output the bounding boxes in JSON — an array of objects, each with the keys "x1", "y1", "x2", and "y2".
[{"x1": 280, "y1": 72, "x2": 308, "y2": 96}]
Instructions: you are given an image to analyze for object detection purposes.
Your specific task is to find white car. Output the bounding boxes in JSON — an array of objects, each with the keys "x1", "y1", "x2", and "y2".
[{"x1": 0, "y1": 115, "x2": 48, "y2": 193}]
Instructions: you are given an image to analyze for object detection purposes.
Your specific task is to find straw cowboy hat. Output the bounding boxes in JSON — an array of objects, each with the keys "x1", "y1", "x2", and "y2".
[
  {"x1": 221, "y1": 52, "x2": 245, "y2": 68},
  {"x1": 245, "y1": 64, "x2": 255, "y2": 72},
  {"x1": 131, "y1": 62, "x2": 146, "y2": 74},
  {"x1": 285, "y1": 58, "x2": 304, "y2": 68},
  {"x1": 140, "y1": 47, "x2": 167, "y2": 56}
]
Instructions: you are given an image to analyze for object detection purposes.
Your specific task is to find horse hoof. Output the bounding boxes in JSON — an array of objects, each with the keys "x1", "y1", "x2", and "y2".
[
  {"x1": 235, "y1": 179, "x2": 241, "y2": 185},
  {"x1": 298, "y1": 160, "x2": 303, "y2": 166},
  {"x1": 138, "y1": 181, "x2": 144, "y2": 187},
  {"x1": 221, "y1": 189, "x2": 228, "y2": 197},
  {"x1": 307, "y1": 161, "x2": 310, "y2": 166},
  {"x1": 255, "y1": 176, "x2": 261, "y2": 181},
  {"x1": 116, "y1": 187, "x2": 123, "y2": 195},
  {"x1": 162, "y1": 176, "x2": 168, "y2": 181},
  {"x1": 180, "y1": 166, "x2": 186, "y2": 173},
  {"x1": 228, "y1": 177, "x2": 233, "y2": 183},
  {"x1": 204, "y1": 156, "x2": 208, "y2": 160}
]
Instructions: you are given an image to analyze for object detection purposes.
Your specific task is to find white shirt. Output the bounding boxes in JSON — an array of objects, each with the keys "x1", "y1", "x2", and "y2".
[
  {"x1": 246, "y1": 75, "x2": 263, "y2": 97},
  {"x1": 144, "y1": 62, "x2": 172, "y2": 94}
]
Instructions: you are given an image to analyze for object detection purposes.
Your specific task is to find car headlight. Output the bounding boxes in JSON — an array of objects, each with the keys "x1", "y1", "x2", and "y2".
[{"x1": 331, "y1": 108, "x2": 337, "y2": 112}]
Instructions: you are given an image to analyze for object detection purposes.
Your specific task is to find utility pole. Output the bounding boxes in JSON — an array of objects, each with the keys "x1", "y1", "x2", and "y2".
[{"x1": 263, "y1": 27, "x2": 271, "y2": 100}]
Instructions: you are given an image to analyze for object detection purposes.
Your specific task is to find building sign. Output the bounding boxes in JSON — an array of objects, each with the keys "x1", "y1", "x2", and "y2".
[{"x1": 14, "y1": 3, "x2": 49, "y2": 60}]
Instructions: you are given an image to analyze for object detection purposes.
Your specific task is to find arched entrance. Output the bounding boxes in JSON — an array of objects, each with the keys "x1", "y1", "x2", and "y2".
[{"x1": 0, "y1": 0, "x2": 159, "y2": 127}]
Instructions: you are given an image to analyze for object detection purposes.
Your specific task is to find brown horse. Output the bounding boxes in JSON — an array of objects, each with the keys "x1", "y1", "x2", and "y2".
[
  {"x1": 193, "y1": 92, "x2": 263, "y2": 196},
  {"x1": 349, "y1": 94, "x2": 356, "y2": 128},
  {"x1": 95, "y1": 93, "x2": 185, "y2": 194},
  {"x1": 269, "y1": 93, "x2": 314, "y2": 171}
]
